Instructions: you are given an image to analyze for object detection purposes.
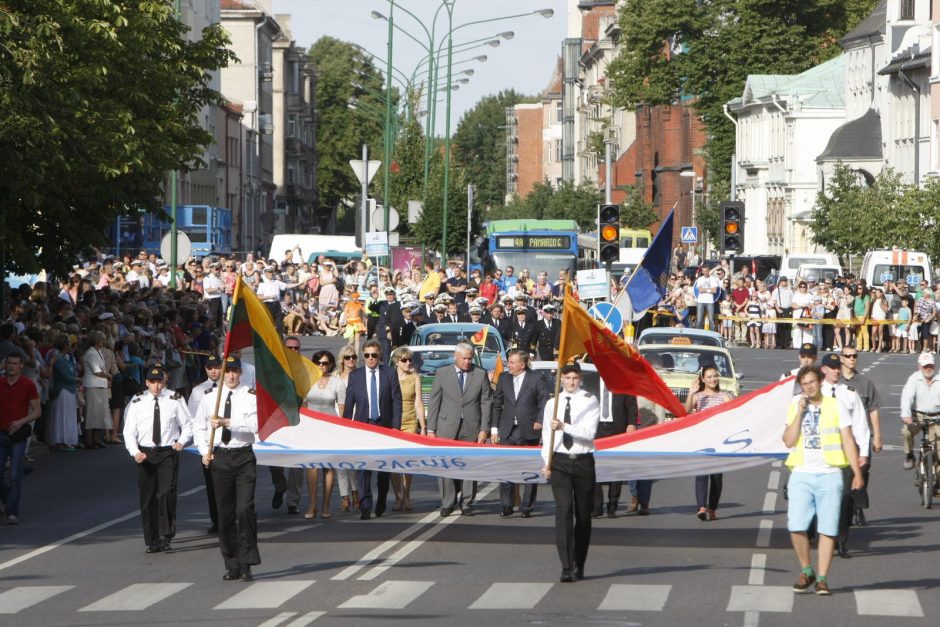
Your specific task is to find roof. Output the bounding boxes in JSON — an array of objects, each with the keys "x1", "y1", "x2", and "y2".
[
  {"x1": 878, "y1": 48, "x2": 931, "y2": 75},
  {"x1": 816, "y1": 108, "x2": 882, "y2": 161},
  {"x1": 731, "y1": 55, "x2": 844, "y2": 110},
  {"x1": 220, "y1": 0, "x2": 253, "y2": 9},
  {"x1": 839, "y1": 0, "x2": 886, "y2": 48},
  {"x1": 542, "y1": 57, "x2": 563, "y2": 98}
]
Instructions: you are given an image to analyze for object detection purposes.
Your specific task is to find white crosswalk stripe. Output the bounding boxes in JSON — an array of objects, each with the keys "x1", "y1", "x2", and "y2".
[
  {"x1": 80, "y1": 583, "x2": 193, "y2": 612},
  {"x1": 726, "y1": 585, "x2": 794, "y2": 613},
  {"x1": 285, "y1": 610, "x2": 326, "y2": 626},
  {"x1": 854, "y1": 589, "x2": 924, "y2": 617},
  {"x1": 214, "y1": 581, "x2": 315, "y2": 610},
  {"x1": 597, "y1": 584, "x2": 672, "y2": 611},
  {"x1": 338, "y1": 580, "x2": 434, "y2": 610},
  {"x1": 468, "y1": 583, "x2": 553, "y2": 610},
  {"x1": 0, "y1": 586, "x2": 74, "y2": 614}
]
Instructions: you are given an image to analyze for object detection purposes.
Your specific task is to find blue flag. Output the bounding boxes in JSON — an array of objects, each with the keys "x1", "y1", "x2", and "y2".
[{"x1": 626, "y1": 209, "x2": 675, "y2": 313}]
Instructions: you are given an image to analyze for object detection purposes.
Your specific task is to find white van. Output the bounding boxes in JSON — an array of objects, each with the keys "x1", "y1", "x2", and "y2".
[
  {"x1": 861, "y1": 249, "x2": 932, "y2": 289},
  {"x1": 796, "y1": 263, "x2": 842, "y2": 284},
  {"x1": 268, "y1": 234, "x2": 360, "y2": 265},
  {"x1": 781, "y1": 253, "x2": 838, "y2": 281}
]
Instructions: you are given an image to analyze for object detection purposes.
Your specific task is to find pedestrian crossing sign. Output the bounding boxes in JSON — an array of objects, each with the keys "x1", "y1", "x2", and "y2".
[{"x1": 681, "y1": 227, "x2": 698, "y2": 244}]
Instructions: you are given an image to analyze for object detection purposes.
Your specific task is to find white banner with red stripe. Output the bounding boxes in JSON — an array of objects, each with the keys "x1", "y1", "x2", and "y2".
[{"x1": 252, "y1": 379, "x2": 795, "y2": 483}]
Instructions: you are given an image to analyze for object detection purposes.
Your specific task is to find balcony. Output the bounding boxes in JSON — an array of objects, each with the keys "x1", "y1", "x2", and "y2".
[{"x1": 286, "y1": 137, "x2": 302, "y2": 155}]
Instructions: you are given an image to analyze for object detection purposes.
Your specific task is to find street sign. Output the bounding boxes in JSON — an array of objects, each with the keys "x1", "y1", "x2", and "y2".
[
  {"x1": 681, "y1": 226, "x2": 698, "y2": 244},
  {"x1": 588, "y1": 302, "x2": 624, "y2": 336},
  {"x1": 364, "y1": 231, "x2": 389, "y2": 258},
  {"x1": 576, "y1": 268, "x2": 609, "y2": 300},
  {"x1": 349, "y1": 159, "x2": 382, "y2": 185},
  {"x1": 160, "y1": 231, "x2": 192, "y2": 265},
  {"x1": 371, "y1": 206, "x2": 400, "y2": 231}
]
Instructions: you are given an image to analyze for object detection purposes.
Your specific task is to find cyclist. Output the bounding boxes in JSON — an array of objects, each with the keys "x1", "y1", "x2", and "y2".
[{"x1": 900, "y1": 353, "x2": 940, "y2": 473}]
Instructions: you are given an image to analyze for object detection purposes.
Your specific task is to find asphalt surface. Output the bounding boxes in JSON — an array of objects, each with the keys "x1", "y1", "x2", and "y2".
[{"x1": 1, "y1": 340, "x2": 937, "y2": 627}]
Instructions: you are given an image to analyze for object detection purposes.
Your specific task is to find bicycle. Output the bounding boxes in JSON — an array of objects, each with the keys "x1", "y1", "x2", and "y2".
[{"x1": 912, "y1": 414, "x2": 940, "y2": 509}]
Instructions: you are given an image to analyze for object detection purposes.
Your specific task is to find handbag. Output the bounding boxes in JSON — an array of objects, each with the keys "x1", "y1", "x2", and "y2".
[{"x1": 9, "y1": 422, "x2": 33, "y2": 442}]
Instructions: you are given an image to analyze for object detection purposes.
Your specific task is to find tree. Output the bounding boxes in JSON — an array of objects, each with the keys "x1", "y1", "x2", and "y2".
[
  {"x1": 411, "y1": 151, "x2": 473, "y2": 257},
  {"x1": 387, "y1": 92, "x2": 426, "y2": 238},
  {"x1": 308, "y1": 37, "x2": 387, "y2": 230},
  {"x1": 485, "y1": 179, "x2": 602, "y2": 232},
  {"x1": 620, "y1": 185, "x2": 659, "y2": 229},
  {"x1": 0, "y1": 0, "x2": 236, "y2": 274},
  {"x1": 452, "y1": 90, "x2": 533, "y2": 209},
  {"x1": 608, "y1": 0, "x2": 879, "y2": 187}
]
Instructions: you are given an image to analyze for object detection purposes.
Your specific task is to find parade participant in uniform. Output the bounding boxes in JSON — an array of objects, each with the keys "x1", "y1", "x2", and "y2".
[
  {"x1": 515, "y1": 293, "x2": 537, "y2": 324},
  {"x1": 195, "y1": 355, "x2": 260, "y2": 581},
  {"x1": 532, "y1": 304, "x2": 561, "y2": 361},
  {"x1": 510, "y1": 307, "x2": 534, "y2": 353},
  {"x1": 900, "y1": 352, "x2": 940, "y2": 472},
  {"x1": 364, "y1": 283, "x2": 382, "y2": 339},
  {"x1": 819, "y1": 354, "x2": 870, "y2": 558},
  {"x1": 784, "y1": 365, "x2": 864, "y2": 596},
  {"x1": 187, "y1": 354, "x2": 223, "y2": 533},
  {"x1": 541, "y1": 362, "x2": 599, "y2": 582},
  {"x1": 391, "y1": 302, "x2": 420, "y2": 347},
  {"x1": 376, "y1": 286, "x2": 401, "y2": 356},
  {"x1": 432, "y1": 303, "x2": 448, "y2": 323},
  {"x1": 837, "y1": 346, "x2": 882, "y2": 525},
  {"x1": 492, "y1": 349, "x2": 549, "y2": 517},
  {"x1": 593, "y1": 393, "x2": 637, "y2": 518},
  {"x1": 781, "y1": 343, "x2": 818, "y2": 393},
  {"x1": 123, "y1": 364, "x2": 190, "y2": 553}
]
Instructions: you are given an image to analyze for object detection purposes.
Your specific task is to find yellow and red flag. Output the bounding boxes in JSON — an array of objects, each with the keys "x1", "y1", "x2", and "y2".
[
  {"x1": 470, "y1": 325, "x2": 489, "y2": 347},
  {"x1": 492, "y1": 353, "x2": 505, "y2": 384},
  {"x1": 558, "y1": 283, "x2": 687, "y2": 417}
]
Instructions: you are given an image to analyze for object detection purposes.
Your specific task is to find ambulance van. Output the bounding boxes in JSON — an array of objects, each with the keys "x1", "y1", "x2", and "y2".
[{"x1": 860, "y1": 249, "x2": 932, "y2": 289}]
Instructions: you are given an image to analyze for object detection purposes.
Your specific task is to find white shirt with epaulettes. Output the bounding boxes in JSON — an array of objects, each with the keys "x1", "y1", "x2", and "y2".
[
  {"x1": 193, "y1": 383, "x2": 258, "y2": 455},
  {"x1": 821, "y1": 380, "x2": 871, "y2": 454},
  {"x1": 540, "y1": 389, "x2": 600, "y2": 463},
  {"x1": 122, "y1": 388, "x2": 192, "y2": 458}
]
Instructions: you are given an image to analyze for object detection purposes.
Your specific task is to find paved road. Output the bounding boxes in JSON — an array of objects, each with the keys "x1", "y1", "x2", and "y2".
[{"x1": 1, "y1": 345, "x2": 937, "y2": 626}]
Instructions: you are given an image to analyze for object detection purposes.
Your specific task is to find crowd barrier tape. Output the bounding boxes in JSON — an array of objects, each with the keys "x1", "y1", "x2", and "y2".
[{"x1": 715, "y1": 315, "x2": 907, "y2": 326}]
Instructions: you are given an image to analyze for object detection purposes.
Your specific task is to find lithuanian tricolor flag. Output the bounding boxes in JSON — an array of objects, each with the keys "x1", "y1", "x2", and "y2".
[{"x1": 225, "y1": 277, "x2": 321, "y2": 440}]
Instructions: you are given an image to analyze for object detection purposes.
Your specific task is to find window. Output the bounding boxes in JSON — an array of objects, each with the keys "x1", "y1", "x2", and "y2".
[
  {"x1": 900, "y1": 0, "x2": 915, "y2": 20},
  {"x1": 287, "y1": 164, "x2": 296, "y2": 184},
  {"x1": 555, "y1": 100, "x2": 563, "y2": 124},
  {"x1": 287, "y1": 116, "x2": 296, "y2": 138},
  {"x1": 555, "y1": 140, "x2": 563, "y2": 162}
]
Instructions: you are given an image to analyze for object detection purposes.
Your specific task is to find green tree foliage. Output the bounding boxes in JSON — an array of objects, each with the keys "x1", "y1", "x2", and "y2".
[
  {"x1": 387, "y1": 93, "x2": 426, "y2": 237},
  {"x1": 487, "y1": 180, "x2": 602, "y2": 232},
  {"x1": 412, "y1": 151, "x2": 473, "y2": 257},
  {"x1": 308, "y1": 37, "x2": 387, "y2": 227},
  {"x1": 620, "y1": 185, "x2": 659, "y2": 229},
  {"x1": 452, "y1": 90, "x2": 532, "y2": 209},
  {"x1": 0, "y1": 0, "x2": 235, "y2": 273},
  {"x1": 811, "y1": 164, "x2": 940, "y2": 260},
  {"x1": 608, "y1": 0, "x2": 878, "y2": 187}
]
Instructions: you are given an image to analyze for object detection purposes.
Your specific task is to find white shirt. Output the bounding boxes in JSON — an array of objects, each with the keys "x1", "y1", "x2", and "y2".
[
  {"x1": 491, "y1": 371, "x2": 526, "y2": 435},
  {"x1": 900, "y1": 371, "x2": 940, "y2": 419},
  {"x1": 774, "y1": 286, "x2": 793, "y2": 308},
  {"x1": 193, "y1": 383, "x2": 258, "y2": 454},
  {"x1": 202, "y1": 273, "x2": 223, "y2": 299},
  {"x1": 540, "y1": 389, "x2": 600, "y2": 463},
  {"x1": 256, "y1": 278, "x2": 287, "y2": 302},
  {"x1": 122, "y1": 388, "x2": 191, "y2": 456},
  {"x1": 240, "y1": 362, "x2": 256, "y2": 388},
  {"x1": 821, "y1": 380, "x2": 871, "y2": 455},
  {"x1": 694, "y1": 275, "x2": 720, "y2": 304},
  {"x1": 188, "y1": 377, "x2": 220, "y2": 417}
]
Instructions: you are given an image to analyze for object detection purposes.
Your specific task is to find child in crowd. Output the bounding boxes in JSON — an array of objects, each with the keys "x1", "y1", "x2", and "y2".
[
  {"x1": 895, "y1": 296, "x2": 911, "y2": 353},
  {"x1": 719, "y1": 295, "x2": 734, "y2": 342}
]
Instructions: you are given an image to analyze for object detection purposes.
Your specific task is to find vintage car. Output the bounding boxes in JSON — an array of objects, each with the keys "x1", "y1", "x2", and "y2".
[
  {"x1": 409, "y1": 322, "x2": 507, "y2": 371},
  {"x1": 636, "y1": 327, "x2": 727, "y2": 348}
]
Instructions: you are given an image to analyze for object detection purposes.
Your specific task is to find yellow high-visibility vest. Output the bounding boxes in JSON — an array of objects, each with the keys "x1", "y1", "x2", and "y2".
[{"x1": 785, "y1": 396, "x2": 848, "y2": 468}]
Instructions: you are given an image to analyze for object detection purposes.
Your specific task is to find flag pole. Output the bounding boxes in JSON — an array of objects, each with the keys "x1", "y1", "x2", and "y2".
[
  {"x1": 205, "y1": 276, "x2": 242, "y2": 460},
  {"x1": 547, "y1": 278, "x2": 573, "y2": 471}
]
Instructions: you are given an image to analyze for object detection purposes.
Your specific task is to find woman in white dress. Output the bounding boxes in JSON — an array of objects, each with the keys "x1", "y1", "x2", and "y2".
[
  {"x1": 303, "y1": 349, "x2": 346, "y2": 519},
  {"x1": 81, "y1": 330, "x2": 112, "y2": 448},
  {"x1": 48, "y1": 334, "x2": 79, "y2": 450},
  {"x1": 334, "y1": 344, "x2": 359, "y2": 512}
]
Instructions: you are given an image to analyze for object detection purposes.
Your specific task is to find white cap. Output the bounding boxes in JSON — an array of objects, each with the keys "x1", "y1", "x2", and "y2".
[{"x1": 918, "y1": 352, "x2": 935, "y2": 367}]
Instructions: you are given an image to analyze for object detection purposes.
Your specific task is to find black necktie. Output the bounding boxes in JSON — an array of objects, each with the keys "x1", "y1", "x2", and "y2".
[
  {"x1": 563, "y1": 396, "x2": 573, "y2": 450},
  {"x1": 831, "y1": 386, "x2": 836, "y2": 398},
  {"x1": 222, "y1": 391, "x2": 232, "y2": 445},
  {"x1": 152, "y1": 397, "x2": 161, "y2": 446}
]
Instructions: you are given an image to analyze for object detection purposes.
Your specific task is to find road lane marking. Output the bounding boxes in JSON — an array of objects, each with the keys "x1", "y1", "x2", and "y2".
[
  {"x1": 766, "y1": 471, "x2": 780, "y2": 491},
  {"x1": 726, "y1": 586, "x2": 793, "y2": 612},
  {"x1": 258, "y1": 613, "x2": 296, "y2": 627},
  {"x1": 0, "y1": 586, "x2": 74, "y2": 614},
  {"x1": 771, "y1": 460, "x2": 782, "y2": 468},
  {"x1": 748, "y1": 554, "x2": 766, "y2": 586},
  {"x1": 756, "y1": 520, "x2": 773, "y2": 548},
  {"x1": 285, "y1": 611, "x2": 326, "y2": 626},
  {"x1": 80, "y1": 583, "x2": 193, "y2": 612},
  {"x1": 597, "y1": 584, "x2": 671, "y2": 611},
  {"x1": 331, "y1": 511, "x2": 443, "y2": 581},
  {"x1": 0, "y1": 485, "x2": 204, "y2": 573},
  {"x1": 854, "y1": 590, "x2": 924, "y2": 617},
  {"x1": 356, "y1": 482, "x2": 499, "y2": 581},
  {"x1": 214, "y1": 581, "x2": 315, "y2": 610},
  {"x1": 743, "y1": 611, "x2": 759, "y2": 627},
  {"x1": 338, "y1": 580, "x2": 434, "y2": 609},
  {"x1": 468, "y1": 583, "x2": 553, "y2": 610},
  {"x1": 761, "y1": 492, "x2": 777, "y2": 514}
]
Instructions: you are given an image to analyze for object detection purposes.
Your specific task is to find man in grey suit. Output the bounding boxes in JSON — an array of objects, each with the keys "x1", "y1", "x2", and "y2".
[
  {"x1": 492, "y1": 349, "x2": 550, "y2": 517},
  {"x1": 427, "y1": 342, "x2": 493, "y2": 516}
]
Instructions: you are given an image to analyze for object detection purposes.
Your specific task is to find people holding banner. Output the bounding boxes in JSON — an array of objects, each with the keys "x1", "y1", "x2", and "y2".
[
  {"x1": 593, "y1": 393, "x2": 637, "y2": 518},
  {"x1": 685, "y1": 365, "x2": 734, "y2": 521},
  {"x1": 303, "y1": 349, "x2": 344, "y2": 519},
  {"x1": 541, "y1": 362, "x2": 599, "y2": 583},
  {"x1": 492, "y1": 349, "x2": 550, "y2": 518},
  {"x1": 392, "y1": 346, "x2": 425, "y2": 511}
]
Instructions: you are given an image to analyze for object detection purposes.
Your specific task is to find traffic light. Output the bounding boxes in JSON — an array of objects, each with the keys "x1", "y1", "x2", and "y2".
[
  {"x1": 719, "y1": 201, "x2": 745, "y2": 254},
  {"x1": 598, "y1": 204, "x2": 620, "y2": 263}
]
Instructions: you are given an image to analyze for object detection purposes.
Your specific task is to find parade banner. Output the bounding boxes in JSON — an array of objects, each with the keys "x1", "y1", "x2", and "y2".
[{"x1": 252, "y1": 377, "x2": 794, "y2": 483}]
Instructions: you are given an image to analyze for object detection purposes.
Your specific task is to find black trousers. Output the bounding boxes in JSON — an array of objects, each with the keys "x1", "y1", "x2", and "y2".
[
  {"x1": 499, "y1": 429, "x2": 540, "y2": 511},
  {"x1": 550, "y1": 453, "x2": 596, "y2": 571},
  {"x1": 136, "y1": 447, "x2": 179, "y2": 547},
  {"x1": 838, "y1": 462, "x2": 871, "y2": 541},
  {"x1": 777, "y1": 308, "x2": 793, "y2": 348},
  {"x1": 264, "y1": 301, "x2": 284, "y2": 335},
  {"x1": 202, "y1": 464, "x2": 218, "y2": 528},
  {"x1": 211, "y1": 447, "x2": 260, "y2": 571},
  {"x1": 207, "y1": 298, "x2": 223, "y2": 330},
  {"x1": 358, "y1": 470, "x2": 390, "y2": 515},
  {"x1": 593, "y1": 481, "x2": 623, "y2": 513},
  {"x1": 695, "y1": 474, "x2": 723, "y2": 510}
]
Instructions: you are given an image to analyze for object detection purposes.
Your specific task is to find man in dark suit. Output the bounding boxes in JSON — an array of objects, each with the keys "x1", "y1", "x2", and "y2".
[
  {"x1": 391, "y1": 302, "x2": 419, "y2": 347},
  {"x1": 492, "y1": 349, "x2": 550, "y2": 517},
  {"x1": 427, "y1": 342, "x2": 493, "y2": 516},
  {"x1": 510, "y1": 307, "x2": 535, "y2": 353},
  {"x1": 342, "y1": 339, "x2": 403, "y2": 519},
  {"x1": 593, "y1": 393, "x2": 638, "y2": 518},
  {"x1": 532, "y1": 304, "x2": 561, "y2": 361}
]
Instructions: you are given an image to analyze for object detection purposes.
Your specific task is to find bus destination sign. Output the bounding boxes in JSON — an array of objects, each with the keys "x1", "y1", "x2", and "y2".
[{"x1": 495, "y1": 235, "x2": 571, "y2": 249}]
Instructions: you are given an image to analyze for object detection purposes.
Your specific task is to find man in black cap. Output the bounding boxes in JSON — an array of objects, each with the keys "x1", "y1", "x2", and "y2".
[
  {"x1": 194, "y1": 355, "x2": 261, "y2": 581},
  {"x1": 541, "y1": 362, "x2": 600, "y2": 582},
  {"x1": 511, "y1": 307, "x2": 535, "y2": 353},
  {"x1": 532, "y1": 304, "x2": 561, "y2": 361},
  {"x1": 782, "y1": 343, "x2": 818, "y2": 394},
  {"x1": 123, "y1": 364, "x2": 191, "y2": 553},
  {"x1": 186, "y1": 355, "x2": 224, "y2": 533}
]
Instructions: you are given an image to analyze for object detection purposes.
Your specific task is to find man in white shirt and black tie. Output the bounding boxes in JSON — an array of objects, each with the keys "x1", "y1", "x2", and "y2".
[
  {"x1": 186, "y1": 354, "x2": 223, "y2": 533},
  {"x1": 195, "y1": 355, "x2": 261, "y2": 581},
  {"x1": 541, "y1": 362, "x2": 600, "y2": 583},
  {"x1": 123, "y1": 364, "x2": 191, "y2": 553}
]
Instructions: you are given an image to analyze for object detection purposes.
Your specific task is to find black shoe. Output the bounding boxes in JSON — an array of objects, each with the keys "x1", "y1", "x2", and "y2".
[
  {"x1": 559, "y1": 569, "x2": 573, "y2": 583},
  {"x1": 521, "y1": 510, "x2": 532, "y2": 518},
  {"x1": 837, "y1": 541, "x2": 851, "y2": 559},
  {"x1": 160, "y1": 536, "x2": 172, "y2": 551},
  {"x1": 240, "y1": 566, "x2": 253, "y2": 581},
  {"x1": 499, "y1": 507, "x2": 513, "y2": 518},
  {"x1": 461, "y1": 507, "x2": 475, "y2": 516},
  {"x1": 590, "y1": 509, "x2": 603, "y2": 518},
  {"x1": 360, "y1": 510, "x2": 372, "y2": 520},
  {"x1": 207, "y1": 525, "x2": 219, "y2": 534},
  {"x1": 573, "y1": 564, "x2": 584, "y2": 580},
  {"x1": 145, "y1": 544, "x2": 162, "y2": 554},
  {"x1": 606, "y1": 504, "x2": 617, "y2": 519},
  {"x1": 440, "y1": 507, "x2": 453, "y2": 517},
  {"x1": 272, "y1": 490, "x2": 285, "y2": 509},
  {"x1": 374, "y1": 508, "x2": 384, "y2": 518},
  {"x1": 854, "y1": 508, "x2": 866, "y2": 526},
  {"x1": 287, "y1": 506, "x2": 299, "y2": 515},
  {"x1": 223, "y1": 569, "x2": 240, "y2": 581}
]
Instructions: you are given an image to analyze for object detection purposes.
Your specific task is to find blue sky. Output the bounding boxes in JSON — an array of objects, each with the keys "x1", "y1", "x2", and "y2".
[{"x1": 272, "y1": 0, "x2": 568, "y2": 134}]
